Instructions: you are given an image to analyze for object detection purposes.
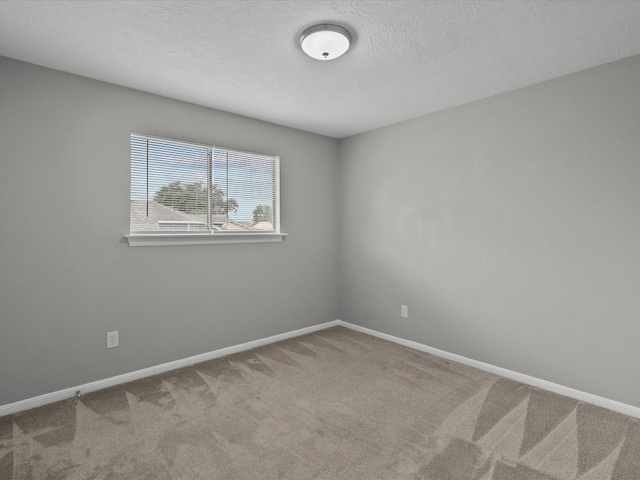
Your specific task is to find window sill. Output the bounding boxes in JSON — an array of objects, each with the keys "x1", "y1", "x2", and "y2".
[{"x1": 124, "y1": 232, "x2": 286, "y2": 247}]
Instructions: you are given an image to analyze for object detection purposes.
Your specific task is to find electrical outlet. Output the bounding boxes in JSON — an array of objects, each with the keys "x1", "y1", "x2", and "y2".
[
  {"x1": 107, "y1": 331, "x2": 119, "y2": 349},
  {"x1": 401, "y1": 305, "x2": 408, "y2": 318}
]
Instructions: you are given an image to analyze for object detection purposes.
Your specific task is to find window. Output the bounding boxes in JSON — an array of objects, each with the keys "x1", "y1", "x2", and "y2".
[{"x1": 126, "y1": 133, "x2": 284, "y2": 246}]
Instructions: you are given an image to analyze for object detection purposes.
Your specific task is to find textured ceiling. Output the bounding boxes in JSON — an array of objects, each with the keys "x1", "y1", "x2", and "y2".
[{"x1": 1, "y1": 1, "x2": 640, "y2": 138}]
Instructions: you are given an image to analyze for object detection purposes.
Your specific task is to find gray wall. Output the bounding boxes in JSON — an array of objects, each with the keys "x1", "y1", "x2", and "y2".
[
  {"x1": 0, "y1": 57, "x2": 340, "y2": 405},
  {"x1": 339, "y1": 55, "x2": 640, "y2": 407}
]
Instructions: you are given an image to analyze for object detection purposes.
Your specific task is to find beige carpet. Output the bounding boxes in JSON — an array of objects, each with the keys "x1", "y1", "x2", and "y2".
[{"x1": 1, "y1": 326, "x2": 639, "y2": 479}]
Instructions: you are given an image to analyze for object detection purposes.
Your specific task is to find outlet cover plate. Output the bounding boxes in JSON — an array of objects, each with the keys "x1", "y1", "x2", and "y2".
[{"x1": 107, "y1": 331, "x2": 119, "y2": 349}]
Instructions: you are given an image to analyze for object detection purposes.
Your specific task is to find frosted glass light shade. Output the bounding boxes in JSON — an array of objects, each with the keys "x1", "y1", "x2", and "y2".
[{"x1": 300, "y1": 24, "x2": 352, "y2": 61}]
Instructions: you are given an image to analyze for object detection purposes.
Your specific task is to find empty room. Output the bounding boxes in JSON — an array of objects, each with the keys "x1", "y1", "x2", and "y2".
[{"x1": 1, "y1": 1, "x2": 640, "y2": 478}]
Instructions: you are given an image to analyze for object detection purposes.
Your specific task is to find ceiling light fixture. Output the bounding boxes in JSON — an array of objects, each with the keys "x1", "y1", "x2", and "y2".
[{"x1": 300, "y1": 24, "x2": 352, "y2": 61}]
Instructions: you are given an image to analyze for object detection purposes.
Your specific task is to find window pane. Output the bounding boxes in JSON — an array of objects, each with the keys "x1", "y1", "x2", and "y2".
[
  {"x1": 130, "y1": 135, "x2": 209, "y2": 233},
  {"x1": 213, "y1": 148, "x2": 276, "y2": 231}
]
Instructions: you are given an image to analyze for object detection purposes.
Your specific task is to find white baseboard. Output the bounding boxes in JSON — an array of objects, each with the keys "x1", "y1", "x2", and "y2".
[
  {"x1": 0, "y1": 320, "x2": 340, "y2": 417},
  {"x1": 2, "y1": 318, "x2": 639, "y2": 420},
  {"x1": 337, "y1": 320, "x2": 640, "y2": 419}
]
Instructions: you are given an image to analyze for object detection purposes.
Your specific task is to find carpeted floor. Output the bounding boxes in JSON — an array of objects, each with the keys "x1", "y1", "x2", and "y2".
[{"x1": 1, "y1": 326, "x2": 639, "y2": 479}]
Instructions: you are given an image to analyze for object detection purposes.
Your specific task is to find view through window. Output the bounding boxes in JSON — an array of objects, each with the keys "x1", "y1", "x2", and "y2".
[{"x1": 130, "y1": 133, "x2": 279, "y2": 236}]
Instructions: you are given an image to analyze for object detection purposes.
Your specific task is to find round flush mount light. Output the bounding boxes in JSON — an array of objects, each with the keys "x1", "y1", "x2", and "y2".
[{"x1": 300, "y1": 24, "x2": 352, "y2": 61}]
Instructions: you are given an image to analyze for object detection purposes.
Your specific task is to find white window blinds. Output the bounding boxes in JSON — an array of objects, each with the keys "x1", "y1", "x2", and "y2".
[{"x1": 130, "y1": 133, "x2": 279, "y2": 235}]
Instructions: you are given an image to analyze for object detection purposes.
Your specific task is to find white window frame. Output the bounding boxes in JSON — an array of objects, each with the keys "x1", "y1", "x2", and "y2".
[{"x1": 125, "y1": 133, "x2": 285, "y2": 247}]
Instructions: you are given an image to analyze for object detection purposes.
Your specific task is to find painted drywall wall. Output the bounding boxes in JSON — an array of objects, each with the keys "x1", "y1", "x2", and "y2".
[
  {"x1": 0, "y1": 57, "x2": 339, "y2": 406},
  {"x1": 338, "y1": 55, "x2": 640, "y2": 407}
]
